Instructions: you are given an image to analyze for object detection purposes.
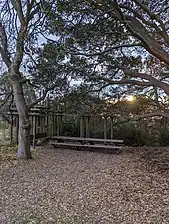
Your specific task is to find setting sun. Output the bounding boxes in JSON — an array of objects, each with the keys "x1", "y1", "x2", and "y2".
[{"x1": 126, "y1": 95, "x2": 134, "y2": 101}]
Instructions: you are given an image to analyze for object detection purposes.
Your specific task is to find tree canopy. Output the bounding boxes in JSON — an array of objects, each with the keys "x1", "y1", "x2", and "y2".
[{"x1": 43, "y1": 0, "x2": 169, "y2": 118}]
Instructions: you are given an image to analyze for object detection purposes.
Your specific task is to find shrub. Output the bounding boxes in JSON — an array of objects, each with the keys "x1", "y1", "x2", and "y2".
[
  {"x1": 114, "y1": 122, "x2": 149, "y2": 146},
  {"x1": 158, "y1": 127, "x2": 169, "y2": 146},
  {"x1": 62, "y1": 118, "x2": 80, "y2": 137}
]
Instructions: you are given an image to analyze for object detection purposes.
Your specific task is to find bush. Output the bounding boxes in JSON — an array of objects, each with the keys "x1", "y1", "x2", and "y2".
[
  {"x1": 114, "y1": 122, "x2": 149, "y2": 146},
  {"x1": 158, "y1": 127, "x2": 169, "y2": 146},
  {"x1": 62, "y1": 118, "x2": 80, "y2": 137}
]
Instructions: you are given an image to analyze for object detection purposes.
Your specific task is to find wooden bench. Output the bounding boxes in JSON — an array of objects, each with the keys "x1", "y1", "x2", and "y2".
[
  {"x1": 49, "y1": 136, "x2": 124, "y2": 153},
  {"x1": 51, "y1": 136, "x2": 123, "y2": 144}
]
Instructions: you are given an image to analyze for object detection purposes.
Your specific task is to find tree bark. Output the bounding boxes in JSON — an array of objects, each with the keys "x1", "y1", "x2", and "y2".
[{"x1": 11, "y1": 74, "x2": 32, "y2": 159}]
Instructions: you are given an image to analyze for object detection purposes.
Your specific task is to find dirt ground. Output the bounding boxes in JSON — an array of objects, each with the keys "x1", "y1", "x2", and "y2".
[{"x1": 0, "y1": 146, "x2": 169, "y2": 224}]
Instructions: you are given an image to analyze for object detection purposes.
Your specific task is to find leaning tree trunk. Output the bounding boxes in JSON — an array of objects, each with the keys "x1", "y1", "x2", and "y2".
[{"x1": 12, "y1": 76, "x2": 32, "y2": 159}]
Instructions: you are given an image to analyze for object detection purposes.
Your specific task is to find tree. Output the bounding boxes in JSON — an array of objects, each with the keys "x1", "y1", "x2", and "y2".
[
  {"x1": 0, "y1": 1, "x2": 61, "y2": 159},
  {"x1": 48, "y1": 0, "x2": 169, "y2": 120}
]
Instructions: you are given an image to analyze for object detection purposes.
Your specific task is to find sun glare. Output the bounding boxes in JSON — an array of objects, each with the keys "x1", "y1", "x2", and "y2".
[{"x1": 127, "y1": 95, "x2": 134, "y2": 101}]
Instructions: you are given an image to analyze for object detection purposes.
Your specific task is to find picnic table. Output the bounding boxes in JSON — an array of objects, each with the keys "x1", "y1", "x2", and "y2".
[{"x1": 49, "y1": 136, "x2": 124, "y2": 152}]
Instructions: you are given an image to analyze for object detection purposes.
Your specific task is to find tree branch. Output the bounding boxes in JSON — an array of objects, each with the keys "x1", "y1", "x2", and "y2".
[
  {"x1": 0, "y1": 91, "x2": 13, "y2": 108},
  {"x1": 11, "y1": 0, "x2": 25, "y2": 27},
  {"x1": 114, "y1": 111, "x2": 169, "y2": 126},
  {"x1": 69, "y1": 43, "x2": 143, "y2": 56},
  {"x1": 108, "y1": 2, "x2": 169, "y2": 65},
  {"x1": 0, "y1": 22, "x2": 11, "y2": 68},
  {"x1": 28, "y1": 81, "x2": 66, "y2": 110},
  {"x1": 124, "y1": 15, "x2": 169, "y2": 66},
  {"x1": 123, "y1": 70, "x2": 169, "y2": 95},
  {"x1": 132, "y1": 0, "x2": 165, "y2": 29},
  {"x1": 125, "y1": 1, "x2": 169, "y2": 46},
  {"x1": 92, "y1": 76, "x2": 152, "y2": 87},
  {"x1": 10, "y1": 0, "x2": 29, "y2": 73}
]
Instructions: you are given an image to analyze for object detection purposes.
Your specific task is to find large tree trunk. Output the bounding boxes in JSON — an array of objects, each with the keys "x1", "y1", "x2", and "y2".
[{"x1": 12, "y1": 75, "x2": 32, "y2": 159}]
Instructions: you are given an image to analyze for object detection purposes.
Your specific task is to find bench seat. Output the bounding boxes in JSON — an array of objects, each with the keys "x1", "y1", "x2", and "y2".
[{"x1": 49, "y1": 141, "x2": 123, "y2": 149}]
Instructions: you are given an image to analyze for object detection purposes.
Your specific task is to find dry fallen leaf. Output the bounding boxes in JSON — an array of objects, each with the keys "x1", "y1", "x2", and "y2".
[{"x1": 0, "y1": 146, "x2": 169, "y2": 223}]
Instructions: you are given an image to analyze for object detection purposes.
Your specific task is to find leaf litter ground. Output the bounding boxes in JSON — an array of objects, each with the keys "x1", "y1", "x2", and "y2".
[{"x1": 0, "y1": 146, "x2": 169, "y2": 223}]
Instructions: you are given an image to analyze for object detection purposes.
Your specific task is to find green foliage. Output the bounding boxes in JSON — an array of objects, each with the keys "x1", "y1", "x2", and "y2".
[
  {"x1": 60, "y1": 85, "x2": 107, "y2": 115},
  {"x1": 62, "y1": 118, "x2": 80, "y2": 137},
  {"x1": 158, "y1": 128, "x2": 169, "y2": 146},
  {"x1": 58, "y1": 113, "x2": 163, "y2": 146},
  {"x1": 29, "y1": 43, "x2": 68, "y2": 87},
  {"x1": 114, "y1": 122, "x2": 148, "y2": 146}
]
